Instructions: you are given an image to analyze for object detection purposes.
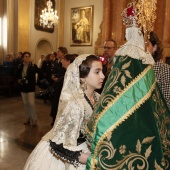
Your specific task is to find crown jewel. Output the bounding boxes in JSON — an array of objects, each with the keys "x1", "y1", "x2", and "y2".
[
  {"x1": 122, "y1": 2, "x2": 138, "y2": 28},
  {"x1": 122, "y1": 0, "x2": 157, "y2": 34}
]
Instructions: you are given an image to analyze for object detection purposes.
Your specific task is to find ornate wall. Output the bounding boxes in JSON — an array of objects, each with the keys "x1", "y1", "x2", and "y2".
[{"x1": 95, "y1": 0, "x2": 170, "y2": 61}]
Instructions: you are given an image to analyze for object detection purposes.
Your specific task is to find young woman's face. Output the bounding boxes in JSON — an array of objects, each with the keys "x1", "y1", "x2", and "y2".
[{"x1": 82, "y1": 61, "x2": 105, "y2": 91}]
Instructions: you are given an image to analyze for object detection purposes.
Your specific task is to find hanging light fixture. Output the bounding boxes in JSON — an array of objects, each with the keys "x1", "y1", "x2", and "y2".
[{"x1": 39, "y1": 0, "x2": 59, "y2": 28}]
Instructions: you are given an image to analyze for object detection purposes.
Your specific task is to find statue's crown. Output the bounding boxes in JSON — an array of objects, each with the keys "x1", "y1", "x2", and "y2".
[
  {"x1": 122, "y1": 2, "x2": 138, "y2": 28},
  {"x1": 122, "y1": 0, "x2": 157, "y2": 35}
]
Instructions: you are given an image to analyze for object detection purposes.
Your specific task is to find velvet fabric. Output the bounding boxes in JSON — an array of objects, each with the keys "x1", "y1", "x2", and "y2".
[{"x1": 86, "y1": 55, "x2": 170, "y2": 170}]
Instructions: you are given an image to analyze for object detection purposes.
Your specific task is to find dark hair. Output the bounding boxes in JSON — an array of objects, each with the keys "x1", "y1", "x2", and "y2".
[
  {"x1": 45, "y1": 53, "x2": 51, "y2": 60},
  {"x1": 18, "y1": 52, "x2": 23, "y2": 55},
  {"x1": 79, "y1": 55, "x2": 100, "y2": 78},
  {"x1": 64, "y1": 54, "x2": 77, "y2": 63},
  {"x1": 149, "y1": 32, "x2": 163, "y2": 62},
  {"x1": 105, "y1": 39, "x2": 117, "y2": 48},
  {"x1": 58, "y1": 47, "x2": 68, "y2": 55},
  {"x1": 52, "y1": 51, "x2": 57, "y2": 57},
  {"x1": 73, "y1": 54, "x2": 79, "y2": 57},
  {"x1": 22, "y1": 52, "x2": 31, "y2": 58}
]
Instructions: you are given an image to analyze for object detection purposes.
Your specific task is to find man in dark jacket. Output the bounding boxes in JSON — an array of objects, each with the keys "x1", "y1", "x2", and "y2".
[{"x1": 16, "y1": 52, "x2": 42, "y2": 127}]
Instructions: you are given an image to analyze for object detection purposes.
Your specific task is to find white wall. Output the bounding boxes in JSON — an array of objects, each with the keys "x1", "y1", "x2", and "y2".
[{"x1": 63, "y1": 0, "x2": 103, "y2": 55}]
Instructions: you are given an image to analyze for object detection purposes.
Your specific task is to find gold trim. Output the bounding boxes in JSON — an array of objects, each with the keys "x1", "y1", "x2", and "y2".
[
  {"x1": 88, "y1": 65, "x2": 157, "y2": 168},
  {"x1": 87, "y1": 65, "x2": 153, "y2": 138},
  {"x1": 92, "y1": 73, "x2": 156, "y2": 167}
]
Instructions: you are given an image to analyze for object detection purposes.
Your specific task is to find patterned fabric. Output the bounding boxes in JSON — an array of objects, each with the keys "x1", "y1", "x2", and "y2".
[
  {"x1": 86, "y1": 56, "x2": 170, "y2": 170},
  {"x1": 23, "y1": 54, "x2": 100, "y2": 170},
  {"x1": 86, "y1": 26, "x2": 170, "y2": 169},
  {"x1": 115, "y1": 27, "x2": 155, "y2": 65},
  {"x1": 153, "y1": 61, "x2": 170, "y2": 111},
  {"x1": 105, "y1": 59, "x2": 113, "y2": 77},
  {"x1": 43, "y1": 54, "x2": 96, "y2": 144}
]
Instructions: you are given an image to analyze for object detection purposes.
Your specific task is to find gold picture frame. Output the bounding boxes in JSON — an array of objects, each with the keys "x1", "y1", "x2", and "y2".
[{"x1": 71, "y1": 6, "x2": 93, "y2": 46}]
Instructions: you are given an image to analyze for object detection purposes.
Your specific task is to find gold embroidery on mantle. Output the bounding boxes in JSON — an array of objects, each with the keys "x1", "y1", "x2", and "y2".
[
  {"x1": 86, "y1": 64, "x2": 153, "y2": 138},
  {"x1": 93, "y1": 79, "x2": 156, "y2": 157},
  {"x1": 92, "y1": 135, "x2": 164, "y2": 170},
  {"x1": 152, "y1": 87, "x2": 170, "y2": 169}
]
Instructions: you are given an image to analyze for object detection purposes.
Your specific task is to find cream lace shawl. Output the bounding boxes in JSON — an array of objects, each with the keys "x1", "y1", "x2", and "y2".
[
  {"x1": 43, "y1": 54, "x2": 100, "y2": 147},
  {"x1": 115, "y1": 27, "x2": 155, "y2": 65}
]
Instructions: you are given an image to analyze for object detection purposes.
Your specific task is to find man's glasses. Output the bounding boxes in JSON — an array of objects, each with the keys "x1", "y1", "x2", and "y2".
[{"x1": 103, "y1": 46, "x2": 116, "y2": 50}]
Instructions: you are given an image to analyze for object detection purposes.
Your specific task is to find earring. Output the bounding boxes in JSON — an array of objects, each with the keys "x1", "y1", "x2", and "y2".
[{"x1": 80, "y1": 80, "x2": 87, "y2": 91}]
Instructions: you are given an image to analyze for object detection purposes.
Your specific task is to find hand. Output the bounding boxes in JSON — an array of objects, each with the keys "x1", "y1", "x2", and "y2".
[{"x1": 79, "y1": 153, "x2": 91, "y2": 164}]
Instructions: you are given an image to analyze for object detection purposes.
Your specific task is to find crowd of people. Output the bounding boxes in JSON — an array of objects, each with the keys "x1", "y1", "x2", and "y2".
[
  {"x1": 1, "y1": 0, "x2": 170, "y2": 169},
  {"x1": 15, "y1": 48, "x2": 80, "y2": 127},
  {"x1": 0, "y1": 48, "x2": 79, "y2": 127}
]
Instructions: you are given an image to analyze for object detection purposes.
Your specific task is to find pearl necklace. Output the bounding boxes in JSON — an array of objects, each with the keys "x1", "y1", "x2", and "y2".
[{"x1": 84, "y1": 93, "x2": 97, "y2": 110}]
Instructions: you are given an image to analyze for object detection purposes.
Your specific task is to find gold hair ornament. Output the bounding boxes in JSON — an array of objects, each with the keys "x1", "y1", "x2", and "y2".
[
  {"x1": 136, "y1": 0, "x2": 157, "y2": 41},
  {"x1": 122, "y1": 0, "x2": 157, "y2": 50}
]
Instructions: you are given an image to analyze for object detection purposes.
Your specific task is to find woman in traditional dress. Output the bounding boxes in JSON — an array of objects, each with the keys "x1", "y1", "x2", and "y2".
[{"x1": 23, "y1": 54, "x2": 105, "y2": 170}]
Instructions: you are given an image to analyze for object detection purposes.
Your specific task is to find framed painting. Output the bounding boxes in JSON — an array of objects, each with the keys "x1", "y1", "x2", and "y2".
[
  {"x1": 71, "y1": 6, "x2": 93, "y2": 46},
  {"x1": 34, "y1": 0, "x2": 55, "y2": 33}
]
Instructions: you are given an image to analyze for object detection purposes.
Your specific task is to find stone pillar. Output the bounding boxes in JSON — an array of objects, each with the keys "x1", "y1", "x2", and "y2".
[
  {"x1": 102, "y1": 0, "x2": 129, "y2": 46},
  {"x1": 57, "y1": 0, "x2": 64, "y2": 47},
  {"x1": 163, "y1": 0, "x2": 170, "y2": 46},
  {"x1": 6, "y1": 0, "x2": 18, "y2": 57},
  {"x1": 18, "y1": 0, "x2": 30, "y2": 52},
  {"x1": 102, "y1": 0, "x2": 111, "y2": 43}
]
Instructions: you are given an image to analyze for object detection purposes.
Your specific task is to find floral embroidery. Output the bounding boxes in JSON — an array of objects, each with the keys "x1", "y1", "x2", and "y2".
[
  {"x1": 96, "y1": 136, "x2": 164, "y2": 170},
  {"x1": 119, "y1": 145, "x2": 126, "y2": 154},
  {"x1": 152, "y1": 86, "x2": 170, "y2": 169},
  {"x1": 113, "y1": 86, "x2": 122, "y2": 94}
]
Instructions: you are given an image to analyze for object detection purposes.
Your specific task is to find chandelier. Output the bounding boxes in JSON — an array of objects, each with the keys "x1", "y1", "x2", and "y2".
[{"x1": 40, "y1": 0, "x2": 59, "y2": 28}]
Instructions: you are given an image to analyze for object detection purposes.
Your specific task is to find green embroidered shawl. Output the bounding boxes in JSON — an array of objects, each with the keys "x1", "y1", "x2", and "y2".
[{"x1": 86, "y1": 56, "x2": 170, "y2": 170}]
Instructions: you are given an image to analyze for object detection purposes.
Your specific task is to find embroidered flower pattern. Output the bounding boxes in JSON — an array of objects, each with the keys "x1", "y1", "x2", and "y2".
[
  {"x1": 113, "y1": 86, "x2": 122, "y2": 94},
  {"x1": 119, "y1": 145, "x2": 126, "y2": 154}
]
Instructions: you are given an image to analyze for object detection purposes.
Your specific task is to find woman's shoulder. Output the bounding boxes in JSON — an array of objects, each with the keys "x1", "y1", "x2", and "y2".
[{"x1": 59, "y1": 97, "x2": 84, "y2": 111}]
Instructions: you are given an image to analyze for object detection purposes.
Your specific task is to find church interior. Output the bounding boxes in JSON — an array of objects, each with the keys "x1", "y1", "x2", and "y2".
[{"x1": 0, "y1": 0, "x2": 170, "y2": 169}]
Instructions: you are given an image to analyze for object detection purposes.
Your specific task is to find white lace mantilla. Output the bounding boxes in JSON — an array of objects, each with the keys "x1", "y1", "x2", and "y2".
[
  {"x1": 115, "y1": 27, "x2": 155, "y2": 65},
  {"x1": 42, "y1": 54, "x2": 98, "y2": 146}
]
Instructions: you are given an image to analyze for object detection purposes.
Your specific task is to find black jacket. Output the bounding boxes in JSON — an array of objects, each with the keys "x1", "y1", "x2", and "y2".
[{"x1": 16, "y1": 62, "x2": 41, "y2": 92}]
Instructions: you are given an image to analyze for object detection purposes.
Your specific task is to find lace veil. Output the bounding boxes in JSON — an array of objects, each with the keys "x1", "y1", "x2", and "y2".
[
  {"x1": 43, "y1": 54, "x2": 91, "y2": 142},
  {"x1": 55, "y1": 54, "x2": 90, "y2": 118},
  {"x1": 115, "y1": 27, "x2": 155, "y2": 65}
]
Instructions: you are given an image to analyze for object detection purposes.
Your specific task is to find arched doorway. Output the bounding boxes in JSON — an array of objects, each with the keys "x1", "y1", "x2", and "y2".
[{"x1": 35, "y1": 39, "x2": 52, "y2": 63}]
